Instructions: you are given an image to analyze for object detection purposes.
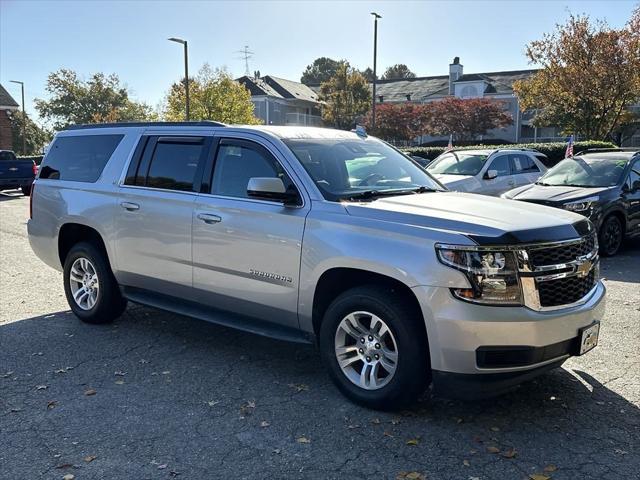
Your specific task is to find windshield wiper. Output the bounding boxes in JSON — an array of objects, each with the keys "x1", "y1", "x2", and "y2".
[
  {"x1": 535, "y1": 181, "x2": 551, "y2": 186},
  {"x1": 344, "y1": 187, "x2": 436, "y2": 201}
]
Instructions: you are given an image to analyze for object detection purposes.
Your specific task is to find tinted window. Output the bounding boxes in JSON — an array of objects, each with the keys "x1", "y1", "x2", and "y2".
[
  {"x1": 145, "y1": 139, "x2": 204, "y2": 192},
  {"x1": 427, "y1": 152, "x2": 489, "y2": 175},
  {"x1": 510, "y1": 154, "x2": 539, "y2": 173},
  {"x1": 489, "y1": 155, "x2": 511, "y2": 176},
  {"x1": 0, "y1": 151, "x2": 17, "y2": 161},
  {"x1": 39, "y1": 135, "x2": 123, "y2": 182},
  {"x1": 212, "y1": 141, "x2": 293, "y2": 199},
  {"x1": 628, "y1": 161, "x2": 640, "y2": 188},
  {"x1": 540, "y1": 156, "x2": 628, "y2": 187}
]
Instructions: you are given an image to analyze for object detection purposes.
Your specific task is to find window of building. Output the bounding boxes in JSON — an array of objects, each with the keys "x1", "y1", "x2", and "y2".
[
  {"x1": 460, "y1": 85, "x2": 478, "y2": 98},
  {"x1": 39, "y1": 134, "x2": 123, "y2": 182}
]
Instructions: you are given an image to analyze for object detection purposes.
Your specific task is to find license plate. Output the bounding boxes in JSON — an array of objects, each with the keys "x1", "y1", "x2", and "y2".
[{"x1": 578, "y1": 322, "x2": 600, "y2": 355}]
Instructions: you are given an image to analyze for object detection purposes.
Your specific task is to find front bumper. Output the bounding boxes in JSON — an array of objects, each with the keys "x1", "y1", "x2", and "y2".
[{"x1": 412, "y1": 280, "x2": 606, "y2": 396}]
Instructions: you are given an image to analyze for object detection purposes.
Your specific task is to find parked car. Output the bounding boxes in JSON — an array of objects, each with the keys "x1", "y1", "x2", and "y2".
[
  {"x1": 28, "y1": 122, "x2": 605, "y2": 409},
  {"x1": 0, "y1": 150, "x2": 37, "y2": 195},
  {"x1": 502, "y1": 149, "x2": 640, "y2": 256},
  {"x1": 427, "y1": 148, "x2": 547, "y2": 196}
]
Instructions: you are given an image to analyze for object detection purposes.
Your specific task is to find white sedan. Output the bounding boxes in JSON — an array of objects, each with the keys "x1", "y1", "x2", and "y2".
[{"x1": 427, "y1": 148, "x2": 548, "y2": 196}]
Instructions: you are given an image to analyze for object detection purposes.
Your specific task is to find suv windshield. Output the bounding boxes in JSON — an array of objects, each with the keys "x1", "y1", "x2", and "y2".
[
  {"x1": 427, "y1": 152, "x2": 489, "y2": 175},
  {"x1": 284, "y1": 137, "x2": 443, "y2": 201},
  {"x1": 538, "y1": 156, "x2": 628, "y2": 187}
]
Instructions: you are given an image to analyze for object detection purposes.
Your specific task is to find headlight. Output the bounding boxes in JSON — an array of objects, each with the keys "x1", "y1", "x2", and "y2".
[
  {"x1": 436, "y1": 245, "x2": 522, "y2": 305},
  {"x1": 562, "y1": 196, "x2": 599, "y2": 212}
]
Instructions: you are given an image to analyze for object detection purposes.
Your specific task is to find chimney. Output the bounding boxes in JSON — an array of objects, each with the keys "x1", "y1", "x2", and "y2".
[{"x1": 449, "y1": 56, "x2": 463, "y2": 95}]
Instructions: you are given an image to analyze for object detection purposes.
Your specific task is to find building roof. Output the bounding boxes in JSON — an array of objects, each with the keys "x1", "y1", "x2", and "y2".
[
  {"x1": 0, "y1": 84, "x2": 19, "y2": 108},
  {"x1": 374, "y1": 69, "x2": 539, "y2": 102},
  {"x1": 237, "y1": 75, "x2": 320, "y2": 103}
]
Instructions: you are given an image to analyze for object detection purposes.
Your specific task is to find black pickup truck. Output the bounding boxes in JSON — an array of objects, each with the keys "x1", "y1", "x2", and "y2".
[{"x1": 0, "y1": 150, "x2": 36, "y2": 195}]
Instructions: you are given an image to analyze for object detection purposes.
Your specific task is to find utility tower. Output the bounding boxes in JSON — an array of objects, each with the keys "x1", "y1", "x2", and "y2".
[{"x1": 236, "y1": 45, "x2": 254, "y2": 76}]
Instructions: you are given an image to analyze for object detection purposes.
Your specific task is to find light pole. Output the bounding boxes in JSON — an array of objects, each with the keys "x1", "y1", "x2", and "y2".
[
  {"x1": 370, "y1": 12, "x2": 381, "y2": 129},
  {"x1": 168, "y1": 37, "x2": 190, "y2": 121},
  {"x1": 9, "y1": 80, "x2": 26, "y2": 155}
]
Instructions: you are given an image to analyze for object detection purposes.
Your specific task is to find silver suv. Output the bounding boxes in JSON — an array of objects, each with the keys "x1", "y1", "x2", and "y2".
[{"x1": 28, "y1": 122, "x2": 605, "y2": 409}]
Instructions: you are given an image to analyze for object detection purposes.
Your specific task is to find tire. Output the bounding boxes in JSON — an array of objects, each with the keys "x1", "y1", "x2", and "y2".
[
  {"x1": 63, "y1": 242, "x2": 127, "y2": 324},
  {"x1": 319, "y1": 285, "x2": 430, "y2": 410},
  {"x1": 598, "y1": 215, "x2": 623, "y2": 257},
  {"x1": 21, "y1": 186, "x2": 30, "y2": 196}
]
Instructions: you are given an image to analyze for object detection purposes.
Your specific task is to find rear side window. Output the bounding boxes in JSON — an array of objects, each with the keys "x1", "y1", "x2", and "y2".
[
  {"x1": 39, "y1": 134, "x2": 123, "y2": 182},
  {"x1": 510, "y1": 154, "x2": 540, "y2": 173}
]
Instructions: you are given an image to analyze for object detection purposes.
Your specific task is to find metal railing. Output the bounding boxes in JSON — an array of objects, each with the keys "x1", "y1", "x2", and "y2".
[{"x1": 285, "y1": 113, "x2": 322, "y2": 127}]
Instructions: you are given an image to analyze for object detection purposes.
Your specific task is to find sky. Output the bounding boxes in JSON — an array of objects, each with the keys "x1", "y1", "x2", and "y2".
[{"x1": 0, "y1": 0, "x2": 637, "y2": 125}]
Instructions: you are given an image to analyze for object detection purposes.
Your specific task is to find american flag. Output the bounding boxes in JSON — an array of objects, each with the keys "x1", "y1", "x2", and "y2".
[
  {"x1": 446, "y1": 134, "x2": 453, "y2": 151},
  {"x1": 565, "y1": 135, "x2": 574, "y2": 158}
]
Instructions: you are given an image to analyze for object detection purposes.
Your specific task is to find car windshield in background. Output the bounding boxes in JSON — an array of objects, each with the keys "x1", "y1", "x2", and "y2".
[
  {"x1": 0, "y1": 151, "x2": 17, "y2": 161},
  {"x1": 427, "y1": 152, "x2": 489, "y2": 175},
  {"x1": 284, "y1": 137, "x2": 443, "y2": 201},
  {"x1": 538, "y1": 156, "x2": 628, "y2": 187}
]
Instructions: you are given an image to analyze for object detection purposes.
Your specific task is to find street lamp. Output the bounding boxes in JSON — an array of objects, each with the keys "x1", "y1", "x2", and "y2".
[
  {"x1": 370, "y1": 12, "x2": 381, "y2": 129},
  {"x1": 168, "y1": 37, "x2": 190, "y2": 121},
  {"x1": 9, "y1": 80, "x2": 26, "y2": 155}
]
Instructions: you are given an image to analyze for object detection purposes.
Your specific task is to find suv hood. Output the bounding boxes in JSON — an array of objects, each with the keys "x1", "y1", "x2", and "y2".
[
  {"x1": 430, "y1": 173, "x2": 474, "y2": 186},
  {"x1": 503, "y1": 184, "x2": 611, "y2": 203},
  {"x1": 344, "y1": 191, "x2": 592, "y2": 245}
]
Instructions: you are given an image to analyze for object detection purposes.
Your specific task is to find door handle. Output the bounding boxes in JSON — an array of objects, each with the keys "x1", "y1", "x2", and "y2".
[
  {"x1": 120, "y1": 202, "x2": 140, "y2": 211},
  {"x1": 197, "y1": 213, "x2": 222, "y2": 224}
]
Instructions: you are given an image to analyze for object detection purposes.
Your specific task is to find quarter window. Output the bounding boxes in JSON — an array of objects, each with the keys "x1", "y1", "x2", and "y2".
[
  {"x1": 211, "y1": 140, "x2": 294, "y2": 199},
  {"x1": 39, "y1": 134, "x2": 123, "y2": 182},
  {"x1": 488, "y1": 155, "x2": 511, "y2": 177}
]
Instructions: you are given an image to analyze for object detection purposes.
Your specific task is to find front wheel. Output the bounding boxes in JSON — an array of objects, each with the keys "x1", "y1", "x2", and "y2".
[
  {"x1": 63, "y1": 242, "x2": 127, "y2": 324},
  {"x1": 599, "y1": 215, "x2": 623, "y2": 256},
  {"x1": 319, "y1": 286, "x2": 430, "y2": 410}
]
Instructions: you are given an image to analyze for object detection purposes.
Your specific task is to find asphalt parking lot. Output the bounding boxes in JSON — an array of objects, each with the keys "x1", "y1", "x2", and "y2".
[{"x1": 1, "y1": 190, "x2": 639, "y2": 480}]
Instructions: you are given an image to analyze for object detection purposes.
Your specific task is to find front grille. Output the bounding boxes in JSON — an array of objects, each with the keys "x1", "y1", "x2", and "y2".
[
  {"x1": 528, "y1": 233, "x2": 596, "y2": 267},
  {"x1": 537, "y1": 270, "x2": 596, "y2": 307}
]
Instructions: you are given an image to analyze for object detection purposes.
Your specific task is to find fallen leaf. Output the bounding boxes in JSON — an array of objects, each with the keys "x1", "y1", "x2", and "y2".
[
  {"x1": 383, "y1": 431, "x2": 394, "y2": 438},
  {"x1": 114, "y1": 371, "x2": 126, "y2": 376},
  {"x1": 115, "y1": 380, "x2": 125, "y2": 385},
  {"x1": 162, "y1": 371, "x2": 171, "y2": 375},
  {"x1": 529, "y1": 475, "x2": 550, "y2": 480},
  {"x1": 158, "y1": 464, "x2": 167, "y2": 470},
  {"x1": 490, "y1": 426, "x2": 500, "y2": 432},
  {"x1": 1, "y1": 371, "x2": 14, "y2": 378},
  {"x1": 486, "y1": 446, "x2": 501, "y2": 454},
  {"x1": 501, "y1": 448, "x2": 517, "y2": 458},
  {"x1": 36, "y1": 385, "x2": 47, "y2": 390},
  {"x1": 406, "y1": 438, "x2": 420, "y2": 446},
  {"x1": 56, "y1": 463, "x2": 73, "y2": 469},
  {"x1": 391, "y1": 417, "x2": 401, "y2": 425},
  {"x1": 614, "y1": 448, "x2": 628, "y2": 455},
  {"x1": 273, "y1": 448, "x2": 281, "y2": 454},
  {"x1": 84, "y1": 389, "x2": 97, "y2": 396},
  {"x1": 84, "y1": 455, "x2": 97, "y2": 462},
  {"x1": 47, "y1": 401, "x2": 57, "y2": 410},
  {"x1": 469, "y1": 477, "x2": 480, "y2": 480},
  {"x1": 139, "y1": 359, "x2": 149, "y2": 364},
  {"x1": 463, "y1": 459, "x2": 470, "y2": 466},
  {"x1": 296, "y1": 436, "x2": 311, "y2": 444},
  {"x1": 62, "y1": 475, "x2": 75, "y2": 480},
  {"x1": 455, "y1": 417, "x2": 464, "y2": 424},
  {"x1": 543, "y1": 465, "x2": 557, "y2": 473},
  {"x1": 240, "y1": 400, "x2": 256, "y2": 416},
  {"x1": 347, "y1": 424, "x2": 360, "y2": 429},
  {"x1": 207, "y1": 400, "x2": 220, "y2": 407},
  {"x1": 288, "y1": 383, "x2": 309, "y2": 393},
  {"x1": 396, "y1": 472, "x2": 426, "y2": 480},
  {"x1": 10, "y1": 407, "x2": 22, "y2": 413},
  {"x1": 371, "y1": 418, "x2": 381, "y2": 424},
  {"x1": 260, "y1": 421, "x2": 270, "y2": 428}
]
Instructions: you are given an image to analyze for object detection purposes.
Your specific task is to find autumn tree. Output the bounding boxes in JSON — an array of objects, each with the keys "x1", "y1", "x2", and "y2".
[
  {"x1": 360, "y1": 67, "x2": 377, "y2": 82},
  {"x1": 8, "y1": 111, "x2": 52, "y2": 155},
  {"x1": 381, "y1": 64, "x2": 416, "y2": 80},
  {"x1": 301, "y1": 57, "x2": 346, "y2": 85},
  {"x1": 319, "y1": 64, "x2": 371, "y2": 130},
  {"x1": 426, "y1": 97, "x2": 513, "y2": 141},
  {"x1": 164, "y1": 64, "x2": 260, "y2": 124},
  {"x1": 364, "y1": 103, "x2": 430, "y2": 142},
  {"x1": 513, "y1": 8, "x2": 640, "y2": 140},
  {"x1": 35, "y1": 69, "x2": 155, "y2": 129}
]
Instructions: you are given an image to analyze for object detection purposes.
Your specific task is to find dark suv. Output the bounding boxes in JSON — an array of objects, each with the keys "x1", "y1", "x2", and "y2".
[{"x1": 502, "y1": 149, "x2": 640, "y2": 256}]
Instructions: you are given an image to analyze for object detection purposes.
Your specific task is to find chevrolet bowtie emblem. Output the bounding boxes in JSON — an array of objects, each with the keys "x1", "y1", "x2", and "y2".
[{"x1": 575, "y1": 255, "x2": 592, "y2": 277}]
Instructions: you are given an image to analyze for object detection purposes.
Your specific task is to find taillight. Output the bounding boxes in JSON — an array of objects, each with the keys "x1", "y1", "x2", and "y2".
[
  {"x1": 32, "y1": 162, "x2": 38, "y2": 176},
  {"x1": 29, "y1": 183, "x2": 34, "y2": 219}
]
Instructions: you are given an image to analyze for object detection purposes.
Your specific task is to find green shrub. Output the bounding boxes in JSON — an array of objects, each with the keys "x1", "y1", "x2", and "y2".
[{"x1": 404, "y1": 140, "x2": 617, "y2": 165}]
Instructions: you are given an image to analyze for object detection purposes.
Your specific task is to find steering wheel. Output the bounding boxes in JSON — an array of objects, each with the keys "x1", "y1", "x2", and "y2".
[{"x1": 358, "y1": 173, "x2": 385, "y2": 186}]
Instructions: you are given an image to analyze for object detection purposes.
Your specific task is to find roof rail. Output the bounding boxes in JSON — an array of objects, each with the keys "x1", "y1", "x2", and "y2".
[
  {"x1": 574, "y1": 147, "x2": 640, "y2": 156},
  {"x1": 66, "y1": 121, "x2": 226, "y2": 130}
]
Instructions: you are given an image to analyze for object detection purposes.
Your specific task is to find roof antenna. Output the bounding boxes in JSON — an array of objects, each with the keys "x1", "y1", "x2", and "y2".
[{"x1": 235, "y1": 45, "x2": 254, "y2": 76}]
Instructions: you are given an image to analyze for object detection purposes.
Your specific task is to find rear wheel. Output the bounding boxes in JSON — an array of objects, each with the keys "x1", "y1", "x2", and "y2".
[
  {"x1": 319, "y1": 285, "x2": 430, "y2": 410},
  {"x1": 63, "y1": 242, "x2": 127, "y2": 324},
  {"x1": 599, "y1": 215, "x2": 623, "y2": 256}
]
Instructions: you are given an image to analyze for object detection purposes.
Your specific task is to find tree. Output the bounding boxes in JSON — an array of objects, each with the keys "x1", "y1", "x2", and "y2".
[
  {"x1": 35, "y1": 69, "x2": 155, "y2": 129},
  {"x1": 363, "y1": 103, "x2": 430, "y2": 142},
  {"x1": 513, "y1": 8, "x2": 640, "y2": 140},
  {"x1": 301, "y1": 57, "x2": 346, "y2": 85},
  {"x1": 319, "y1": 64, "x2": 371, "y2": 130},
  {"x1": 8, "y1": 111, "x2": 52, "y2": 155},
  {"x1": 164, "y1": 64, "x2": 260, "y2": 124},
  {"x1": 426, "y1": 97, "x2": 513, "y2": 141},
  {"x1": 381, "y1": 64, "x2": 417, "y2": 80},
  {"x1": 360, "y1": 67, "x2": 377, "y2": 82}
]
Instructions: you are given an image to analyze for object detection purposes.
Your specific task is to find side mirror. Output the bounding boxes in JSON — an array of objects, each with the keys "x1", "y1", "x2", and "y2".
[
  {"x1": 247, "y1": 177, "x2": 299, "y2": 206},
  {"x1": 484, "y1": 169, "x2": 498, "y2": 180}
]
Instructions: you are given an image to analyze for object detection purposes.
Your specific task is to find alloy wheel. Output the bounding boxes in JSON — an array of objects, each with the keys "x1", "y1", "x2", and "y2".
[{"x1": 69, "y1": 257, "x2": 100, "y2": 310}]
